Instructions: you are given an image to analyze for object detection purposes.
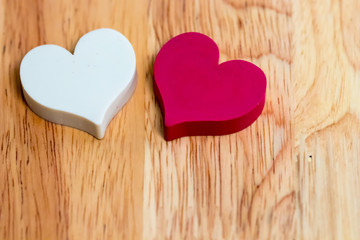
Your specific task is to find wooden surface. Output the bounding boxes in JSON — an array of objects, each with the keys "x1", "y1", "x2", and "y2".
[{"x1": 1, "y1": 0, "x2": 359, "y2": 239}]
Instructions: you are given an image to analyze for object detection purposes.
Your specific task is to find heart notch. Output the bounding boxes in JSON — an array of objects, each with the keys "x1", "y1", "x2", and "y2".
[
  {"x1": 20, "y1": 28, "x2": 137, "y2": 139},
  {"x1": 154, "y1": 32, "x2": 267, "y2": 141}
]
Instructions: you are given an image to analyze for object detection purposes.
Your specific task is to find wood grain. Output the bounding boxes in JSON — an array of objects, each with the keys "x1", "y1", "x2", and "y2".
[{"x1": 1, "y1": 0, "x2": 359, "y2": 239}]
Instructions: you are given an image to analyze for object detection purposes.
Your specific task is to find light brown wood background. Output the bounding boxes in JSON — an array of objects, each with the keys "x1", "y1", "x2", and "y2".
[{"x1": 1, "y1": 0, "x2": 360, "y2": 239}]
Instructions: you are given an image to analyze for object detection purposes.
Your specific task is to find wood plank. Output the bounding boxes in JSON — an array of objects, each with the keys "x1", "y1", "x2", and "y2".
[
  {"x1": 0, "y1": 0, "x2": 147, "y2": 239},
  {"x1": 293, "y1": 0, "x2": 360, "y2": 239},
  {"x1": 145, "y1": 0, "x2": 295, "y2": 239}
]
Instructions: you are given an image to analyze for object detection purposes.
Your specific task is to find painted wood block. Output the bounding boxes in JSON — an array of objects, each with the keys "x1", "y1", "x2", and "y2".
[
  {"x1": 154, "y1": 32, "x2": 267, "y2": 141},
  {"x1": 20, "y1": 28, "x2": 137, "y2": 139}
]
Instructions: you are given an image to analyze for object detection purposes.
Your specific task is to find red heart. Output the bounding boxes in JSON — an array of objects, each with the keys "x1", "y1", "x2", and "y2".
[{"x1": 154, "y1": 32, "x2": 267, "y2": 141}]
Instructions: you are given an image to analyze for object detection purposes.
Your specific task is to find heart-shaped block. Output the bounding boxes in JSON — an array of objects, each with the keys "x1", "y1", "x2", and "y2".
[
  {"x1": 154, "y1": 32, "x2": 267, "y2": 141},
  {"x1": 20, "y1": 28, "x2": 137, "y2": 139}
]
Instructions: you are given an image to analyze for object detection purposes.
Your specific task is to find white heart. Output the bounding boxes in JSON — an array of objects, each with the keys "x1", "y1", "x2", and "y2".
[{"x1": 20, "y1": 28, "x2": 137, "y2": 139}]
